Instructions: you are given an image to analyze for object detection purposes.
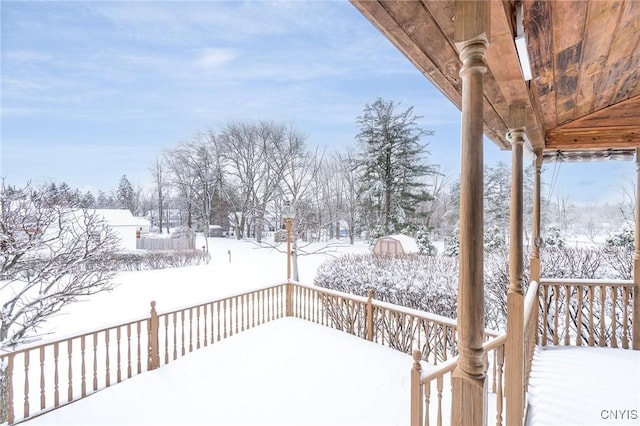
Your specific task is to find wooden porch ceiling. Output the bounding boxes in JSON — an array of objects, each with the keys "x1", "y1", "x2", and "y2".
[{"x1": 350, "y1": 0, "x2": 640, "y2": 160}]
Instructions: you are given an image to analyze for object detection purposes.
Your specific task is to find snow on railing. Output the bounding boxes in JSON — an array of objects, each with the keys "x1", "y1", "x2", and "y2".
[{"x1": 539, "y1": 279, "x2": 634, "y2": 348}]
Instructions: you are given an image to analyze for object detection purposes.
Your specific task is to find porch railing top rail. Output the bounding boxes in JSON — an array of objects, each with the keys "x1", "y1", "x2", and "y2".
[
  {"x1": 523, "y1": 281, "x2": 540, "y2": 328},
  {"x1": 293, "y1": 282, "x2": 501, "y2": 338},
  {"x1": 539, "y1": 278, "x2": 633, "y2": 286},
  {"x1": 295, "y1": 282, "x2": 457, "y2": 324},
  {"x1": 2, "y1": 282, "x2": 291, "y2": 356},
  {"x1": 1, "y1": 313, "x2": 150, "y2": 357}
]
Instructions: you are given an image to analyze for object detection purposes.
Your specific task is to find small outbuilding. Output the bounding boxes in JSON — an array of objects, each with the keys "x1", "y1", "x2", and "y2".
[
  {"x1": 372, "y1": 234, "x2": 419, "y2": 255},
  {"x1": 208, "y1": 225, "x2": 226, "y2": 237}
]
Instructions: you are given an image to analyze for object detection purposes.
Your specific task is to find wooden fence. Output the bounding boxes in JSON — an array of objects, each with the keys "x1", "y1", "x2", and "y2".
[
  {"x1": 1, "y1": 283, "x2": 472, "y2": 425},
  {"x1": 135, "y1": 236, "x2": 195, "y2": 250}
]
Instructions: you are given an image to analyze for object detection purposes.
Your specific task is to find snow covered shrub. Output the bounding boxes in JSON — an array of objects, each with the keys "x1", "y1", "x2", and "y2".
[
  {"x1": 605, "y1": 226, "x2": 634, "y2": 250},
  {"x1": 484, "y1": 226, "x2": 506, "y2": 252},
  {"x1": 112, "y1": 250, "x2": 210, "y2": 271},
  {"x1": 600, "y1": 246, "x2": 633, "y2": 280},
  {"x1": 601, "y1": 226, "x2": 634, "y2": 280},
  {"x1": 540, "y1": 246, "x2": 602, "y2": 279},
  {"x1": 444, "y1": 229, "x2": 459, "y2": 257},
  {"x1": 544, "y1": 226, "x2": 565, "y2": 249},
  {"x1": 415, "y1": 227, "x2": 437, "y2": 256},
  {"x1": 314, "y1": 254, "x2": 458, "y2": 318}
]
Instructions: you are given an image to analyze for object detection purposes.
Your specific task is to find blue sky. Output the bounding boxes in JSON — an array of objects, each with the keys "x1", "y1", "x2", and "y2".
[{"x1": 1, "y1": 1, "x2": 634, "y2": 204}]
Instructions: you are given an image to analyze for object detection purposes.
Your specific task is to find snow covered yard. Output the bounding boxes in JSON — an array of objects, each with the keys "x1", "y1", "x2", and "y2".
[
  {"x1": 22, "y1": 317, "x2": 415, "y2": 426},
  {"x1": 45, "y1": 237, "x2": 370, "y2": 337},
  {"x1": 526, "y1": 345, "x2": 640, "y2": 426}
]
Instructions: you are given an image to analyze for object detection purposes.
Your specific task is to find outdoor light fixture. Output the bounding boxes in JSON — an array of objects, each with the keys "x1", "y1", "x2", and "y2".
[
  {"x1": 515, "y1": 1, "x2": 532, "y2": 81},
  {"x1": 282, "y1": 200, "x2": 295, "y2": 281},
  {"x1": 516, "y1": 35, "x2": 532, "y2": 81}
]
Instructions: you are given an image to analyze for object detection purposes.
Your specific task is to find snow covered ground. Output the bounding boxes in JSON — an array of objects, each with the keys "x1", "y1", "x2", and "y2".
[
  {"x1": 43, "y1": 236, "x2": 370, "y2": 338},
  {"x1": 22, "y1": 317, "x2": 415, "y2": 426},
  {"x1": 526, "y1": 345, "x2": 640, "y2": 426}
]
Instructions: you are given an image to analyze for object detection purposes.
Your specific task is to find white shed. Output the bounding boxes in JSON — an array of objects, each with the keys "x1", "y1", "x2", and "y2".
[
  {"x1": 93, "y1": 209, "x2": 141, "y2": 251},
  {"x1": 372, "y1": 234, "x2": 419, "y2": 255}
]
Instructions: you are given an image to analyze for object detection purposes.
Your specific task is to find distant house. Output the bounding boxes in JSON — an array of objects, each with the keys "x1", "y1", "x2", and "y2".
[
  {"x1": 372, "y1": 234, "x2": 419, "y2": 255},
  {"x1": 93, "y1": 209, "x2": 150, "y2": 251}
]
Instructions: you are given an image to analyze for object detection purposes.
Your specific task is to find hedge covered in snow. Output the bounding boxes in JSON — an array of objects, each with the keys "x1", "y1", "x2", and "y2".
[
  {"x1": 112, "y1": 250, "x2": 211, "y2": 271},
  {"x1": 314, "y1": 254, "x2": 458, "y2": 319}
]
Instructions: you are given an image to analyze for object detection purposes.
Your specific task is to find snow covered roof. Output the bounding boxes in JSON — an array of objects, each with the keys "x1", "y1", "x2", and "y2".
[
  {"x1": 381, "y1": 234, "x2": 419, "y2": 253},
  {"x1": 92, "y1": 209, "x2": 137, "y2": 227}
]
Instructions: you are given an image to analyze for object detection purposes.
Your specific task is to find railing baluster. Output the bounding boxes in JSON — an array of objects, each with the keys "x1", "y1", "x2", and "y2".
[
  {"x1": 189, "y1": 308, "x2": 194, "y2": 352},
  {"x1": 210, "y1": 302, "x2": 216, "y2": 342},
  {"x1": 197, "y1": 306, "x2": 202, "y2": 349},
  {"x1": 181, "y1": 310, "x2": 186, "y2": 355},
  {"x1": 541, "y1": 283, "x2": 548, "y2": 346},
  {"x1": 164, "y1": 315, "x2": 169, "y2": 363},
  {"x1": 622, "y1": 287, "x2": 630, "y2": 349},
  {"x1": 496, "y1": 345, "x2": 504, "y2": 426},
  {"x1": 23, "y1": 350, "x2": 30, "y2": 418},
  {"x1": 424, "y1": 380, "x2": 431, "y2": 426},
  {"x1": 217, "y1": 300, "x2": 222, "y2": 341},
  {"x1": 203, "y1": 304, "x2": 208, "y2": 347},
  {"x1": 588, "y1": 286, "x2": 595, "y2": 346},
  {"x1": 54, "y1": 342, "x2": 60, "y2": 407},
  {"x1": 434, "y1": 323, "x2": 441, "y2": 365},
  {"x1": 553, "y1": 285, "x2": 559, "y2": 345},
  {"x1": 251, "y1": 293, "x2": 256, "y2": 328},
  {"x1": 67, "y1": 340, "x2": 73, "y2": 401},
  {"x1": 599, "y1": 286, "x2": 606, "y2": 347},
  {"x1": 611, "y1": 286, "x2": 618, "y2": 348},
  {"x1": 223, "y1": 299, "x2": 228, "y2": 338},
  {"x1": 136, "y1": 322, "x2": 142, "y2": 374},
  {"x1": 576, "y1": 285, "x2": 583, "y2": 346},
  {"x1": 126, "y1": 324, "x2": 132, "y2": 378},
  {"x1": 40, "y1": 347, "x2": 45, "y2": 409},
  {"x1": 241, "y1": 295, "x2": 245, "y2": 331},
  {"x1": 81, "y1": 336, "x2": 87, "y2": 396},
  {"x1": 93, "y1": 333, "x2": 98, "y2": 390},
  {"x1": 235, "y1": 297, "x2": 239, "y2": 334},
  {"x1": 172, "y1": 313, "x2": 178, "y2": 360},
  {"x1": 436, "y1": 375, "x2": 443, "y2": 426},
  {"x1": 564, "y1": 285, "x2": 571, "y2": 346},
  {"x1": 104, "y1": 330, "x2": 110, "y2": 387},
  {"x1": 116, "y1": 328, "x2": 122, "y2": 383}
]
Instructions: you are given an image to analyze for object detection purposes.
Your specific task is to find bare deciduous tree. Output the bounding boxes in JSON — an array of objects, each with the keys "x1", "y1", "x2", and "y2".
[{"x1": 0, "y1": 182, "x2": 119, "y2": 349}]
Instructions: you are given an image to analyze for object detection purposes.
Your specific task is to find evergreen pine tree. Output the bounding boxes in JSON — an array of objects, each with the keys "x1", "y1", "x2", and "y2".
[
  {"x1": 355, "y1": 98, "x2": 435, "y2": 235},
  {"x1": 116, "y1": 175, "x2": 135, "y2": 213}
]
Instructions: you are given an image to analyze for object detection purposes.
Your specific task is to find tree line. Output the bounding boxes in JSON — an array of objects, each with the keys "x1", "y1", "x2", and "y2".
[{"x1": 28, "y1": 98, "x2": 634, "y2": 247}]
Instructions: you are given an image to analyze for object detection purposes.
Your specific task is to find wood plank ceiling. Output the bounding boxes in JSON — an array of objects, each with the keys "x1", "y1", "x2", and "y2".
[{"x1": 350, "y1": 0, "x2": 640, "y2": 161}]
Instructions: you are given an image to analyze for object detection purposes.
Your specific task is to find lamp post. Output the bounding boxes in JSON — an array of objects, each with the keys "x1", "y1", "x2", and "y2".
[{"x1": 282, "y1": 201, "x2": 295, "y2": 281}]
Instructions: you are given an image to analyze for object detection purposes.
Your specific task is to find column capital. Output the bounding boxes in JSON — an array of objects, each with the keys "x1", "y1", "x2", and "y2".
[{"x1": 457, "y1": 37, "x2": 489, "y2": 77}]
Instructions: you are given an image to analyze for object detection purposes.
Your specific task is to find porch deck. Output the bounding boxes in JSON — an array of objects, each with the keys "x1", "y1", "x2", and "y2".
[
  {"x1": 21, "y1": 318, "x2": 415, "y2": 426},
  {"x1": 526, "y1": 346, "x2": 640, "y2": 426}
]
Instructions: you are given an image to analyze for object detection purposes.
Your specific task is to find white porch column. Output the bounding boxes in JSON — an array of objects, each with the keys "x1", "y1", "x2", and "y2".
[
  {"x1": 452, "y1": 1, "x2": 490, "y2": 425},
  {"x1": 506, "y1": 104, "x2": 526, "y2": 426}
]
